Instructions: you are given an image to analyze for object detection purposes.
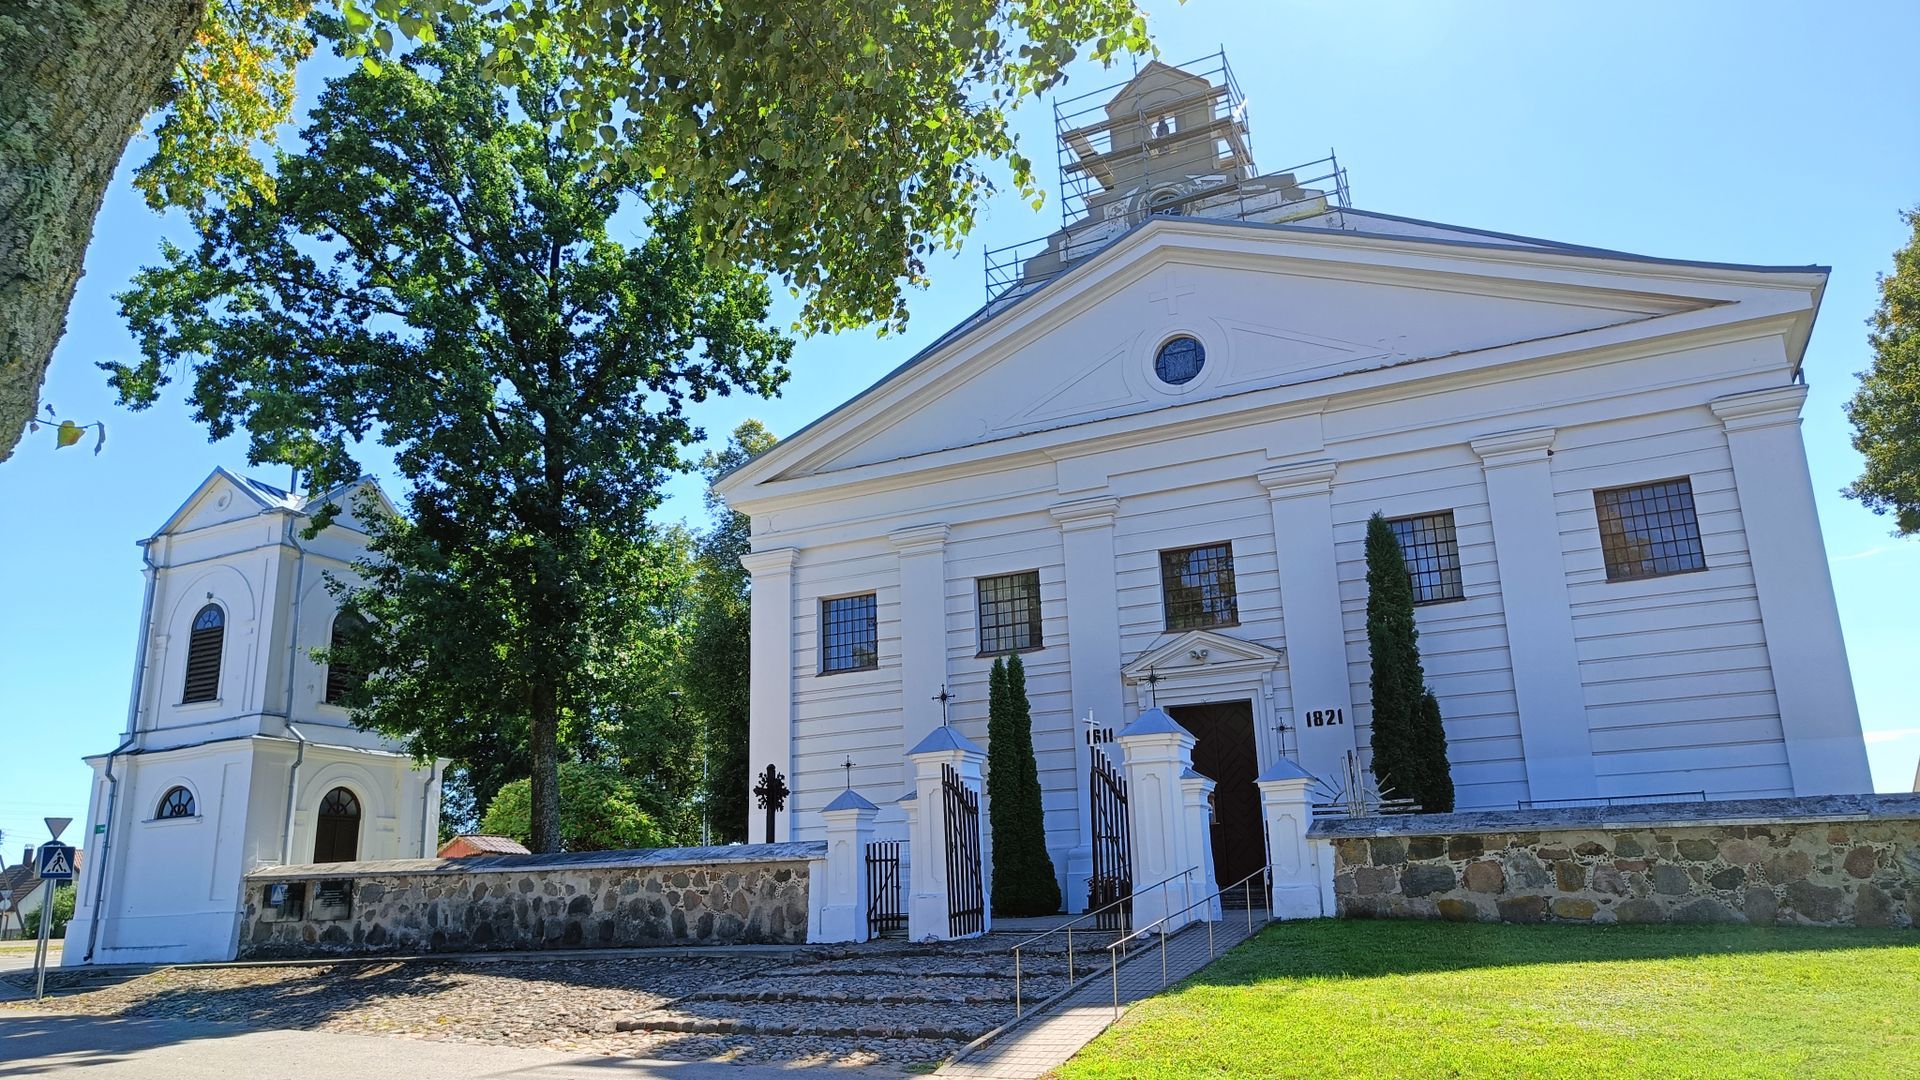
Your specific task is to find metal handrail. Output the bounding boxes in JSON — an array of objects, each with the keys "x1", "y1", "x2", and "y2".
[
  {"x1": 1010, "y1": 865, "x2": 1197, "y2": 1017},
  {"x1": 1104, "y1": 865, "x2": 1274, "y2": 1019}
]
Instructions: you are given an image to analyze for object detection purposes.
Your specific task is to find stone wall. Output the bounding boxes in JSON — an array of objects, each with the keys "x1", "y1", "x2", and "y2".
[
  {"x1": 1309, "y1": 794, "x2": 1920, "y2": 928},
  {"x1": 238, "y1": 842, "x2": 826, "y2": 959}
]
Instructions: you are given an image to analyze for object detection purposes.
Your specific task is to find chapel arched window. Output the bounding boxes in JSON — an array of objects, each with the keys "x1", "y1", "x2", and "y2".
[
  {"x1": 157, "y1": 786, "x2": 196, "y2": 819},
  {"x1": 324, "y1": 612, "x2": 370, "y2": 705},
  {"x1": 313, "y1": 787, "x2": 361, "y2": 863},
  {"x1": 181, "y1": 604, "x2": 225, "y2": 704}
]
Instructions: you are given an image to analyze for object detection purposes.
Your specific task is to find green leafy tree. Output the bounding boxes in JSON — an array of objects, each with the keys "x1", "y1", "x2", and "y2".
[
  {"x1": 480, "y1": 761, "x2": 663, "y2": 852},
  {"x1": 23, "y1": 884, "x2": 76, "y2": 939},
  {"x1": 683, "y1": 420, "x2": 776, "y2": 844},
  {"x1": 2, "y1": 0, "x2": 1152, "y2": 462},
  {"x1": 1363, "y1": 513, "x2": 1454, "y2": 813},
  {"x1": 107, "y1": 27, "x2": 792, "y2": 852},
  {"x1": 987, "y1": 654, "x2": 1060, "y2": 916},
  {"x1": 1846, "y1": 208, "x2": 1920, "y2": 535}
]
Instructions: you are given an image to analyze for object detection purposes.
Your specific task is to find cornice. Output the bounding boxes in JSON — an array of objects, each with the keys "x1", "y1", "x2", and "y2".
[
  {"x1": 1709, "y1": 384, "x2": 1808, "y2": 432},
  {"x1": 738, "y1": 547, "x2": 800, "y2": 576},
  {"x1": 1471, "y1": 427, "x2": 1557, "y2": 468}
]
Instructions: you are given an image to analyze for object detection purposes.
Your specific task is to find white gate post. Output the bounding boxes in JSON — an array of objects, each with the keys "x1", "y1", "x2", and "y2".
[
  {"x1": 1179, "y1": 769, "x2": 1222, "y2": 922},
  {"x1": 906, "y1": 726, "x2": 988, "y2": 941},
  {"x1": 1257, "y1": 759, "x2": 1331, "y2": 918},
  {"x1": 816, "y1": 789, "x2": 879, "y2": 943},
  {"x1": 1116, "y1": 708, "x2": 1198, "y2": 931}
]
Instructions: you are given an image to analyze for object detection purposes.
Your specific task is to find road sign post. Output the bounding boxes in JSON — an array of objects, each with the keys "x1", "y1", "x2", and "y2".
[{"x1": 32, "y1": 834, "x2": 76, "y2": 1002}]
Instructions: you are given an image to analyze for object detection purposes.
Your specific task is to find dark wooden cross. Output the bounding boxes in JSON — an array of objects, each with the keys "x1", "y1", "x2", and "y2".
[
  {"x1": 752, "y1": 763, "x2": 789, "y2": 844},
  {"x1": 932, "y1": 685, "x2": 955, "y2": 726}
]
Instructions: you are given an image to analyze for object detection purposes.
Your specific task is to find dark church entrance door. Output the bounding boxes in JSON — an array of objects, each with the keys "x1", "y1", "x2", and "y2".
[
  {"x1": 1167, "y1": 700, "x2": 1263, "y2": 901},
  {"x1": 313, "y1": 786, "x2": 362, "y2": 863}
]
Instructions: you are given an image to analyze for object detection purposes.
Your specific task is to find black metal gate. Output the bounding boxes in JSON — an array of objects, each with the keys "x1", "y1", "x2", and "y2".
[
  {"x1": 866, "y1": 840, "x2": 904, "y2": 938},
  {"x1": 1088, "y1": 749, "x2": 1132, "y2": 930},
  {"x1": 942, "y1": 763, "x2": 984, "y2": 937}
]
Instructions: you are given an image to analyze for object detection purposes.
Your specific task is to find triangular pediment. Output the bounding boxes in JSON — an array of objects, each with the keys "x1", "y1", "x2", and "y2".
[
  {"x1": 716, "y1": 217, "x2": 1821, "y2": 503},
  {"x1": 1121, "y1": 630, "x2": 1284, "y2": 682},
  {"x1": 153, "y1": 468, "x2": 285, "y2": 537}
]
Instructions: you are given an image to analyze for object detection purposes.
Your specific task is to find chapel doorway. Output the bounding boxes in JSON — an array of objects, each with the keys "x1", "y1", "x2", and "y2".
[
  {"x1": 313, "y1": 786, "x2": 361, "y2": 863},
  {"x1": 1167, "y1": 701, "x2": 1263, "y2": 901}
]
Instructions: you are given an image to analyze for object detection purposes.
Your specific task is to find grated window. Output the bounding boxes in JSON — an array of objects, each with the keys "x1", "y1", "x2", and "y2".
[
  {"x1": 820, "y1": 594, "x2": 879, "y2": 674},
  {"x1": 1387, "y1": 512, "x2": 1465, "y2": 605},
  {"x1": 1160, "y1": 543, "x2": 1239, "y2": 629},
  {"x1": 977, "y1": 571, "x2": 1043, "y2": 655},
  {"x1": 1595, "y1": 478, "x2": 1708, "y2": 581}
]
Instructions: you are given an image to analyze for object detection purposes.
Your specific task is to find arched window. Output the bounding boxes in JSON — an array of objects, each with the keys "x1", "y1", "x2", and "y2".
[
  {"x1": 1149, "y1": 189, "x2": 1183, "y2": 216},
  {"x1": 313, "y1": 786, "x2": 361, "y2": 863},
  {"x1": 181, "y1": 604, "x2": 225, "y2": 703},
  {"x1": 156, "y1": 786, "x2": 196, "y2": 819},
  {"x1": 324, "y1": 612, "x2": 369, "y2": 705}
]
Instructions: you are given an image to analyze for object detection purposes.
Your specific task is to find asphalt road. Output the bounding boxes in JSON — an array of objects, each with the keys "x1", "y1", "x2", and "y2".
[
  {"x1": 0, "y1": 945, "x2": 56, "y2": 976},
  {"x1": 0, "y1": 1013, "x2": 906, "y2": 1078}
]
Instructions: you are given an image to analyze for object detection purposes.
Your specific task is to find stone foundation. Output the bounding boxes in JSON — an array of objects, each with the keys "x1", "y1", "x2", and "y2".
[
  {"x1": 238, "y1": 842, "x2": 826, "y2": 958},
  {"x1": 1310, "y1": 794, "x2": 1920, "y2": 928}
]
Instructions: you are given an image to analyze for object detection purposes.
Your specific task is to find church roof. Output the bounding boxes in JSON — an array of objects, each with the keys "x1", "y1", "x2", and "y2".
[
  {"x1": 150, "y1": 467, "x2": 396, "y2": 540},
  {"x1": 714, "y1": 209, "x2": 1828, "y2": 499}
]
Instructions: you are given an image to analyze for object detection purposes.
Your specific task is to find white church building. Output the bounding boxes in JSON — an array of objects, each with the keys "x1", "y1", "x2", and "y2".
[
  {"x1": 65, "y1": 469, "x2": 442, "y2": 965},
  {"x1": 714, "y1": 56, "x2": 1875, "y2": 911}
]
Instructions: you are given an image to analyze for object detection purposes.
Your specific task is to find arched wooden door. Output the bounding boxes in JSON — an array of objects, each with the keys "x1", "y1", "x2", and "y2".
[{"x1": 313, "y1": 786, "x2": 361, "y2": 863}]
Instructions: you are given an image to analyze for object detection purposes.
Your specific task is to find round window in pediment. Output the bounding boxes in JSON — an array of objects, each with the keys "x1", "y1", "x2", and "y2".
[{"x1": 1154, "y1": 335, "x2": 1206, "y2": 386}]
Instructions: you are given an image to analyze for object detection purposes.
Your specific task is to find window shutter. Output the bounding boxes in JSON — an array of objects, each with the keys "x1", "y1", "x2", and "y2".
[
  {"x1": 325, "y1": 613, "x2": 368, "y2": 704},
  {"x1": 181, "y1": 604, "x2": 225, "y2": 703}
]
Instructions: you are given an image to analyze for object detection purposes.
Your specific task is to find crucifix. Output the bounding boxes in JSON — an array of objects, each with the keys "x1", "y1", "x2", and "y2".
[
  {"x1": 752, "y1": 763, "x2": 789, "y2": 844},
  {"x1": 1147, "y1": 272, "x2": 1197, "y2": 317},
  {"x1": 932, "y1": 685, "x2": 955, "y2": 727}
]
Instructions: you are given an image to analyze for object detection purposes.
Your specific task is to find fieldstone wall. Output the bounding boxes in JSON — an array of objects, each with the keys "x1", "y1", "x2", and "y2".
[
  {"x1": 1310, "y1": 794, "x2": 1920, "y2": 928},
  {"x1": 237, "y1": 843, "x2": 825, "y2": 959}
]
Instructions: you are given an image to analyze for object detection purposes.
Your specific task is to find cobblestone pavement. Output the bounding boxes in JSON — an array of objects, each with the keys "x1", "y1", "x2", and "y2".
[{"x1": 0, "y1": 933, "x2": 1112, "y2": 1073}]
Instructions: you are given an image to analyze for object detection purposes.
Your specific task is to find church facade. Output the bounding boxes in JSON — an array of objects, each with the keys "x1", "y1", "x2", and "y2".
[
  {"x1": 65, "y1": 470, "x2": 442, "y2": 965},
  {"x1": 714, "y1": 58, "x2": 1874, "y2": 911}
]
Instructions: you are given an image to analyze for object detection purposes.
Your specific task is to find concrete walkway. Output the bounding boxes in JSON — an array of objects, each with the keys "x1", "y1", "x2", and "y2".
[
  {"x1": 936, "y1": 910, "x2": 1269, "y2": 1079},
  {"x1": 0, "y1": 1012, "x2": 906, "y2": 1079}
]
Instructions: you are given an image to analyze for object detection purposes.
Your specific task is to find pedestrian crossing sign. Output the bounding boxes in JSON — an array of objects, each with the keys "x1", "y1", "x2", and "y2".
[{"x1": 36, "y1": 842, "x2": 75, "y2": 881}]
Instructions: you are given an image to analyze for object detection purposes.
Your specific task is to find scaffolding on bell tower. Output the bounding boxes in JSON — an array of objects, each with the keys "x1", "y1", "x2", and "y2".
[{"x1": 984, "y1": 50, "x2": 1350, "y2": 303}]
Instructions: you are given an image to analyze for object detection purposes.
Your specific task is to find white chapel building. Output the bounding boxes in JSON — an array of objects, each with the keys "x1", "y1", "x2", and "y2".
[
  {"x1": 65, "y1": 469, "x2": 442, "y2": 965},
  {"x1": 714, "y1": 57, "x2": 1874, "y2": 910}
]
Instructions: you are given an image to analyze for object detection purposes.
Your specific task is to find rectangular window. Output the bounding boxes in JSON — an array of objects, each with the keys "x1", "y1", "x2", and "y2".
[
  {"x1": 1387, "y1": 512, "x2": 1465, "y2": 605},
  {"x1": 820, "y1": 593, "x2": 879, "y2": 674},
  {"x1": 1595, "y1": 478, "x2": 1708, "y2": 581},
  {"x1": 977, "y1": 571, "x2": 1043, "y2": 655},
  {"x1": 1160, "y1": 543, "x2": 1239, "y2": 629}
]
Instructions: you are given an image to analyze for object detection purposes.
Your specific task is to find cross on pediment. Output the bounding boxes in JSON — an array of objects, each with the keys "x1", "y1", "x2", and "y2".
[{"x1": 1147, "y1": 272, "x2": 1197, "y2": 317}]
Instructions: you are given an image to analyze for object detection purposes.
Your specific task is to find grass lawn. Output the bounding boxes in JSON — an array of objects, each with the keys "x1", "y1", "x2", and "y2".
[{"x1": 1054, "y1": 919, "x2": 1920, "y2": 1079}]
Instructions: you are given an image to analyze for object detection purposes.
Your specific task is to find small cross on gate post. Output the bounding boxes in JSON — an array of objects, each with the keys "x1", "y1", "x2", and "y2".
[
  {"x1": 1142, "y1": 666, "x2": 1162, "y2": 708},
  {"x1": 932, "y1": 685, "x2": 955, "y2": 727},
  {"x1": 842, "y1": 756, "x2": 854, "y2": 792}
]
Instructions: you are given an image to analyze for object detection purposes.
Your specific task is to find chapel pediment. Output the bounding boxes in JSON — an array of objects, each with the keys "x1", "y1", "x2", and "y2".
[{"x1": 1121, "y1": 629, "x2": 1284, "y2": 682}]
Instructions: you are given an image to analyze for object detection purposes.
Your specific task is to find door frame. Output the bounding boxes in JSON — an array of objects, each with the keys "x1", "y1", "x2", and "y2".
[{"x1": 1120, "y1": 628, "x2": 1293, "y2": 773}]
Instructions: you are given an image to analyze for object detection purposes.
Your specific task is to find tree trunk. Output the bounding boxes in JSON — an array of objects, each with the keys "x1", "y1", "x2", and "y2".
[
  {"x1": 529, "y1": 683, "x2": 563, "y2": 853},
  {"x1": 0, "y1": 0, "x2": 203, "y2": 462}
]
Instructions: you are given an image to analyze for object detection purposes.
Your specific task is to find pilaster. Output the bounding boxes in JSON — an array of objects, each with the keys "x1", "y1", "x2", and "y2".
[
  {"x1": 1256, "y1": 460, "x2": 1356, "y2": 784},
  {"x1": 1710, "y1": 386, "x2": 1872, "y2": 794},
  {"x1": 1050, "y1": 496, "x2": 1123, "y2": 912},
  {"x1": 888, "y1": 524, "x2": 951, "y2": 761},
  {"x1": 1470, "y1": 429, "x2": 1599, "y2": 801},
  {"x1": 741, "y1": 547, "x2": 800, "y2": 841}
]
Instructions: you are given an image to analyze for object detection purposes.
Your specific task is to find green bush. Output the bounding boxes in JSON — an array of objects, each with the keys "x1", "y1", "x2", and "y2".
[
  {"x1": 988, "y1": 654, "x2": 1062, "y2": 916},
  {"x1": 481, "y1": 762, "x2": 664, "y2": 852},
  {"x1": 23, "y1": 884, "x2": 74, "y2": 940}
]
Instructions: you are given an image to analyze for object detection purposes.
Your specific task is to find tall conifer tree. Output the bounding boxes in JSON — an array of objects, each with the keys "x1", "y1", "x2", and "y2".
[
  {"x1": 1364, "y1": 513, "x2": 1455, "y2": 812},
  {"x1": 987, "y1": 655, "x2": 1061, "y2": 915}
]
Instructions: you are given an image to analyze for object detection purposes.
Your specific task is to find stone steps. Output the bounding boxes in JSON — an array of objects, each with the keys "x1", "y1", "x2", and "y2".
[{"x1": 619, "y1": 998, "x2": 1011, "y2": 1042}]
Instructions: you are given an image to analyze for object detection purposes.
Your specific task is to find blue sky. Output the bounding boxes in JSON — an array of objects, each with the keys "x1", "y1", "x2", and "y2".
[{"x1": 3, "y1": 1, "x2": 1917, "y2": 857}]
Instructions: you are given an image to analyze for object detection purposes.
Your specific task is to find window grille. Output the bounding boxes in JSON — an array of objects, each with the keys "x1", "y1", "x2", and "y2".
[
  {"x1": 1160, "y1": 543, "x2": 1238, "y2": 629},
  {"x1": 1154, "y1": 336, "x2": 1206, "y2": 385},
  {"x1": 325, "y1": 612, "x2": 369, "y2": 705},
  {"x1": 977, "y1": 571, "x2": 1042, "y2": 654},
  {"x1": 157, "y1": 786, "x2": 196, "y2": 819},
  {"x1": 181, "y1": 603, "x2": 225, "y2": 703},
  {"x1": 1595, "y1": 478, "x2": 1707, "y2": 581},
  {"x1": 820, "y1": 593, "x2": 879, "y2": 674},
  {"x1": 1387, "y1": 512, "x2": 1465, "y2": 604}
]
